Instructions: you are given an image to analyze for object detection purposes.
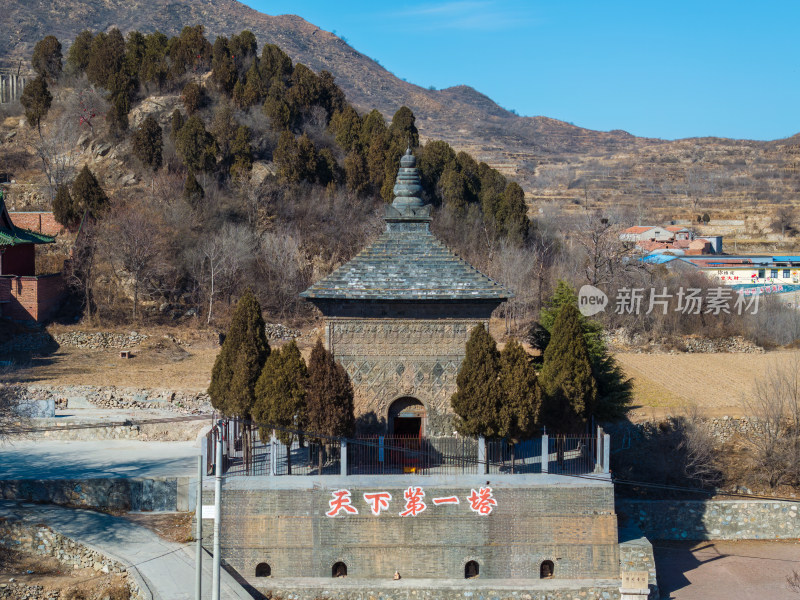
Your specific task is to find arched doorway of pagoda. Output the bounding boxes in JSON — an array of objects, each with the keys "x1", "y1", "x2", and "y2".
[{"x1": 388, "y1": 397, "x2": 426, "y2": 437}]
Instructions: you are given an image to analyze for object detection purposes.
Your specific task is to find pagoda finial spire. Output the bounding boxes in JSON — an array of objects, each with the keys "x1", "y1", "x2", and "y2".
[{"x1": 391, "y1": 149, "x2": 424, "y2": 213}]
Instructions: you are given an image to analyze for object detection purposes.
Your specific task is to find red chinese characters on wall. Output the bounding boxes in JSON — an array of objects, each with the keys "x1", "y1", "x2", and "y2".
[
  {"x1": 326, "y1": 489, "x2": 359, "y2": 517},
  {"x1": 325, "y1": 487, "x2": 496, "y2": 517},
  {"x1": 363, "y1": 491, "x2": 392, "y2": 515}
]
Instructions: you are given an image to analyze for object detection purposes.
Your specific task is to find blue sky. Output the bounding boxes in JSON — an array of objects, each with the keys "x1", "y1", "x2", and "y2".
[{"x1": 243, "y1": 0, "x2": 799, "y2": 141}]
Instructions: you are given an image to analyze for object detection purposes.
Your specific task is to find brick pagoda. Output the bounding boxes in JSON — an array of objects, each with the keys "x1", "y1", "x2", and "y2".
[{"x1": 301, "y1": 150, "x2": 511, "y2": 435}]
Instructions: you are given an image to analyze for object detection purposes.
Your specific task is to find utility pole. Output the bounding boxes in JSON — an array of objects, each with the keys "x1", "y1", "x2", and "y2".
[
  {"x1": 195, "y1": 454, "x2": 203, "y2": 600},
  {"x1": 211, "y1": 423, "x2": 223, "y2": 600}
]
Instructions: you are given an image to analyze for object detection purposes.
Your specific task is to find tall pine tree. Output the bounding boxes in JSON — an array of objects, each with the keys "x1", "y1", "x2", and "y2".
[
  {"x1": 539, "y1": 303, "x2": 597, "y2": 431},
  {"x1": 208, "y1": 290, "x2": 269, "y2": 419},
  {"x1": 450, "y1": 324, "x2": 502, "y2": 437},
  {"x1": 253, "y1": 340, "x2": 308, "y2": 473}
]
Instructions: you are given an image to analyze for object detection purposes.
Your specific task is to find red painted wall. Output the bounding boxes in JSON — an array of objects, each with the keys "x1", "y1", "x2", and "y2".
[
  {"x1": 2, "y1": 274, "x2": 65, "y2": 321},
  {"x1": 8, "y1": 212, "x2": 63, "y2": 236},
  {"x1": 1, "y1": 245, "x2": 36, "y2": 276}
]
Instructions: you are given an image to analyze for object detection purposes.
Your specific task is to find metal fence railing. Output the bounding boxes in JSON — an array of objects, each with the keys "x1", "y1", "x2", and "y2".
[
  {"x1": 206, "y1": 418, "x2": 606, "y2": 478},
  {"x1": 347, "y1": 436, "x2": 479, "y2": 475}
]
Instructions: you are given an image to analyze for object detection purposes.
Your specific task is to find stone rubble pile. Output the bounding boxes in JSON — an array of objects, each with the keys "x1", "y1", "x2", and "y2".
[
  {"x1": 24, "y1": 384, "x2": 212, "y2": 415},
  {"x1": 0, "y1": 583, "x2": 60, "y2": 599},
  {"x1": 0, "y1": 520, "x2": 144, "y2": 599},
  {"x1": 265, "y1": 323, "x2": 302, "y2": 340},
  {"x1": 52, "y1": 331, "x2": 149, "y2": 349},
  {"x1": 605, "y1": 328, "x2": 764, "y2": 354}
]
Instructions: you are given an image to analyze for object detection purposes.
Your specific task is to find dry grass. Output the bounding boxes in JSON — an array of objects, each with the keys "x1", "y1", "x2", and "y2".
[
  {"x1": 10, "y1": 331, "x2": 220, "y2": 391},
  {"x1": 123, "y1": 512, "x2": 194, "y2": 544},
  {"x1": 617, "y1": 349, "x2": 800, "y2": 418}
]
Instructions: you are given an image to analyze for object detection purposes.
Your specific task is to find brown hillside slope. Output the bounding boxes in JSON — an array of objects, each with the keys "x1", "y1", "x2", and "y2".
[
  {"x1": 0, "y1": 0, "x2": 649, "y2": 155},
  {"x1": 3, "y1": 0, "x2": 800, "y2": 228}
]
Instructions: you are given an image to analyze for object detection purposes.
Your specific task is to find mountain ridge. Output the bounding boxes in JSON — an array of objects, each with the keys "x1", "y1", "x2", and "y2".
[{"x1": 3, "y1": 0, "x2": 799, "y2": 222}]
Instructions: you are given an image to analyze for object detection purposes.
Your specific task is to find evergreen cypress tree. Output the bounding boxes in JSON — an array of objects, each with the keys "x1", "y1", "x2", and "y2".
[
  {"x1": 498, "y1": 338, "x2": 541, "y2": 439},
  {"x1": 230, "y1": 126, "x2": 253, "y2": 179},
  {"x1": 132, "y1": 115, "x2": 163, "y2": 171},
  {"x1": 182, "y1": 81, "x2": 204, "y2": 115},
  {"x1": 211, "y1": 36, "x2": 237, "y2": 95},
  {"x1": 539, "y1": 303, "x2": 597, "y2": 431},
  {"x1": 306, "y1": 339, "x2": 354, "y2": 473},
  {"x1": 169, "y1": 109, "x2": 184, "y2": 142},
  {"x1": 32, "y1": 36, "x2": 63, "y2": 83},
  {"x1": 176, "y1": 116, "x2": 217, "y2": 173},
  {"x1": 183, "y1": 171, "x2": 204, "y2": 206},
  {"x1": 253, "y1": 340, "x2": 308, "y2": 473},
  {"x1": 52, "y1": 184, "x2": 78, "y2": 229},
  {"x1": 71, "y1": 165, "x2": 108, "y2": 220},
  {"x1": 450, "y1": 324, "x2": 502, "y2": 437},
  {"x1": 20, "y1": 76, "x2": 52, "y2": 133},
  {"x1": 66, "y1": 30, "x2": 94, "y2": 75},
  {"x1": 306, "y1": 339, "x2": 354, "y2": 437},
  {"x1": 540, "y1": 280, "x2": 632, "y2": 419},
  {"x1": 208, "y1": 290, "x2": 269, "y2": 418}
]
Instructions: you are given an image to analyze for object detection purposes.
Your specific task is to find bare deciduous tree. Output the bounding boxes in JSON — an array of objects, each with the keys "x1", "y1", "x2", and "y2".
[
  {"x1": 740, "y1": 357, "x2": 800, "y2": 488},
  {"x1": 100, "y1": 200, "x2": 168, "y2": 320},
  {"x1": 257, "y1": 229, "x2": 310, "y2": 318},
  {"x1": 575, "y1": 213, "x2": 628, "y2": 287},
  {"x1": 677, "y1": 406, "x2": 722, "y2": 488},
  {"x1": 190, "y1": 223, "x2": 256, "y2": 324}
]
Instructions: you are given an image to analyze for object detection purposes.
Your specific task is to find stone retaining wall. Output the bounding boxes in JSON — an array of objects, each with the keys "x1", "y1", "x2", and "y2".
[
  {"x1": 619, "y1": 530, "x2": 659, "y2": 600},
  {"x1": 617, "y1": 499, "x2": 800, "y2": 540},
  {"x1": 0, "y1": 518, "x2": 147, "y2": 599},
  {"x1": 606, "y1": 416, "x2": 765, "y2": 444},
  {"x1": 0, "y1": 477, "x2": 194, "y2": 512},
  {"x1": 252, "y1": 581, "x2": 623, "y2": 600},
  {"x1": 31, "y1": 418, "x2": 208, "y2": 441}
]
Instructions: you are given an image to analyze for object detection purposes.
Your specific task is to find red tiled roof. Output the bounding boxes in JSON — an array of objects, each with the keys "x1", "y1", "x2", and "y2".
[{"x1": 623, "y1": 226, "x2": 655, "y2": 234}]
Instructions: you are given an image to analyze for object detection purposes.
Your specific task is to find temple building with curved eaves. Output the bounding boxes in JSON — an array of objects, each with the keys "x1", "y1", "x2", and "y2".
[{"x1": 301, "y1": 150, "x2": 511, "y2": 435}]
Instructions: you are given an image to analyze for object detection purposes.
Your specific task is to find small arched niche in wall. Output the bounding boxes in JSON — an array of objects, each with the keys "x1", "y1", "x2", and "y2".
[
  {"x1": 540, "y1": 560, "x2": 554, "y2": 579},
  {"x1": 465, "y1": 560, "x2": 479, "y2": 579}
]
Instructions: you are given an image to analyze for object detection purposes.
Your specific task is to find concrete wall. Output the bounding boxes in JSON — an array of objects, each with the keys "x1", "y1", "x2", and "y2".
[
  {"x1": 617, "y1": 499, "x2": 800, "y2": 540},
  {"x1": 0, "y1": 477, "x2": 195, "y2": 512},
  {"x1": 205, "y1": 475, "x2": 619, "y2": 582}
]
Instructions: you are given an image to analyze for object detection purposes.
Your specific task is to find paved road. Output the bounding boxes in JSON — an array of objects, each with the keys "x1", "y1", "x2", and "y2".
[
  {"x1": 0, "y1": 500, "x2": 252, "y2": 600},
  {"x1": 0, "y1": 440, "x2": 200, "y2": 479},
  {"x1": 655, "y1": 540, "x2": 800, "y2": 600}
]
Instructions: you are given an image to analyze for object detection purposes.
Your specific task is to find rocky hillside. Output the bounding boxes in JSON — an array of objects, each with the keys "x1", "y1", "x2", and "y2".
[{"x1": 3, "y1": 0, "x2": 800, "y2": 236}]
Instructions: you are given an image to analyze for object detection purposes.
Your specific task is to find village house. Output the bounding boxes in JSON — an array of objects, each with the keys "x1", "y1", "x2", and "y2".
[{"x1": 620, "y1": 224, "x2": 721, "y2": 255}]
